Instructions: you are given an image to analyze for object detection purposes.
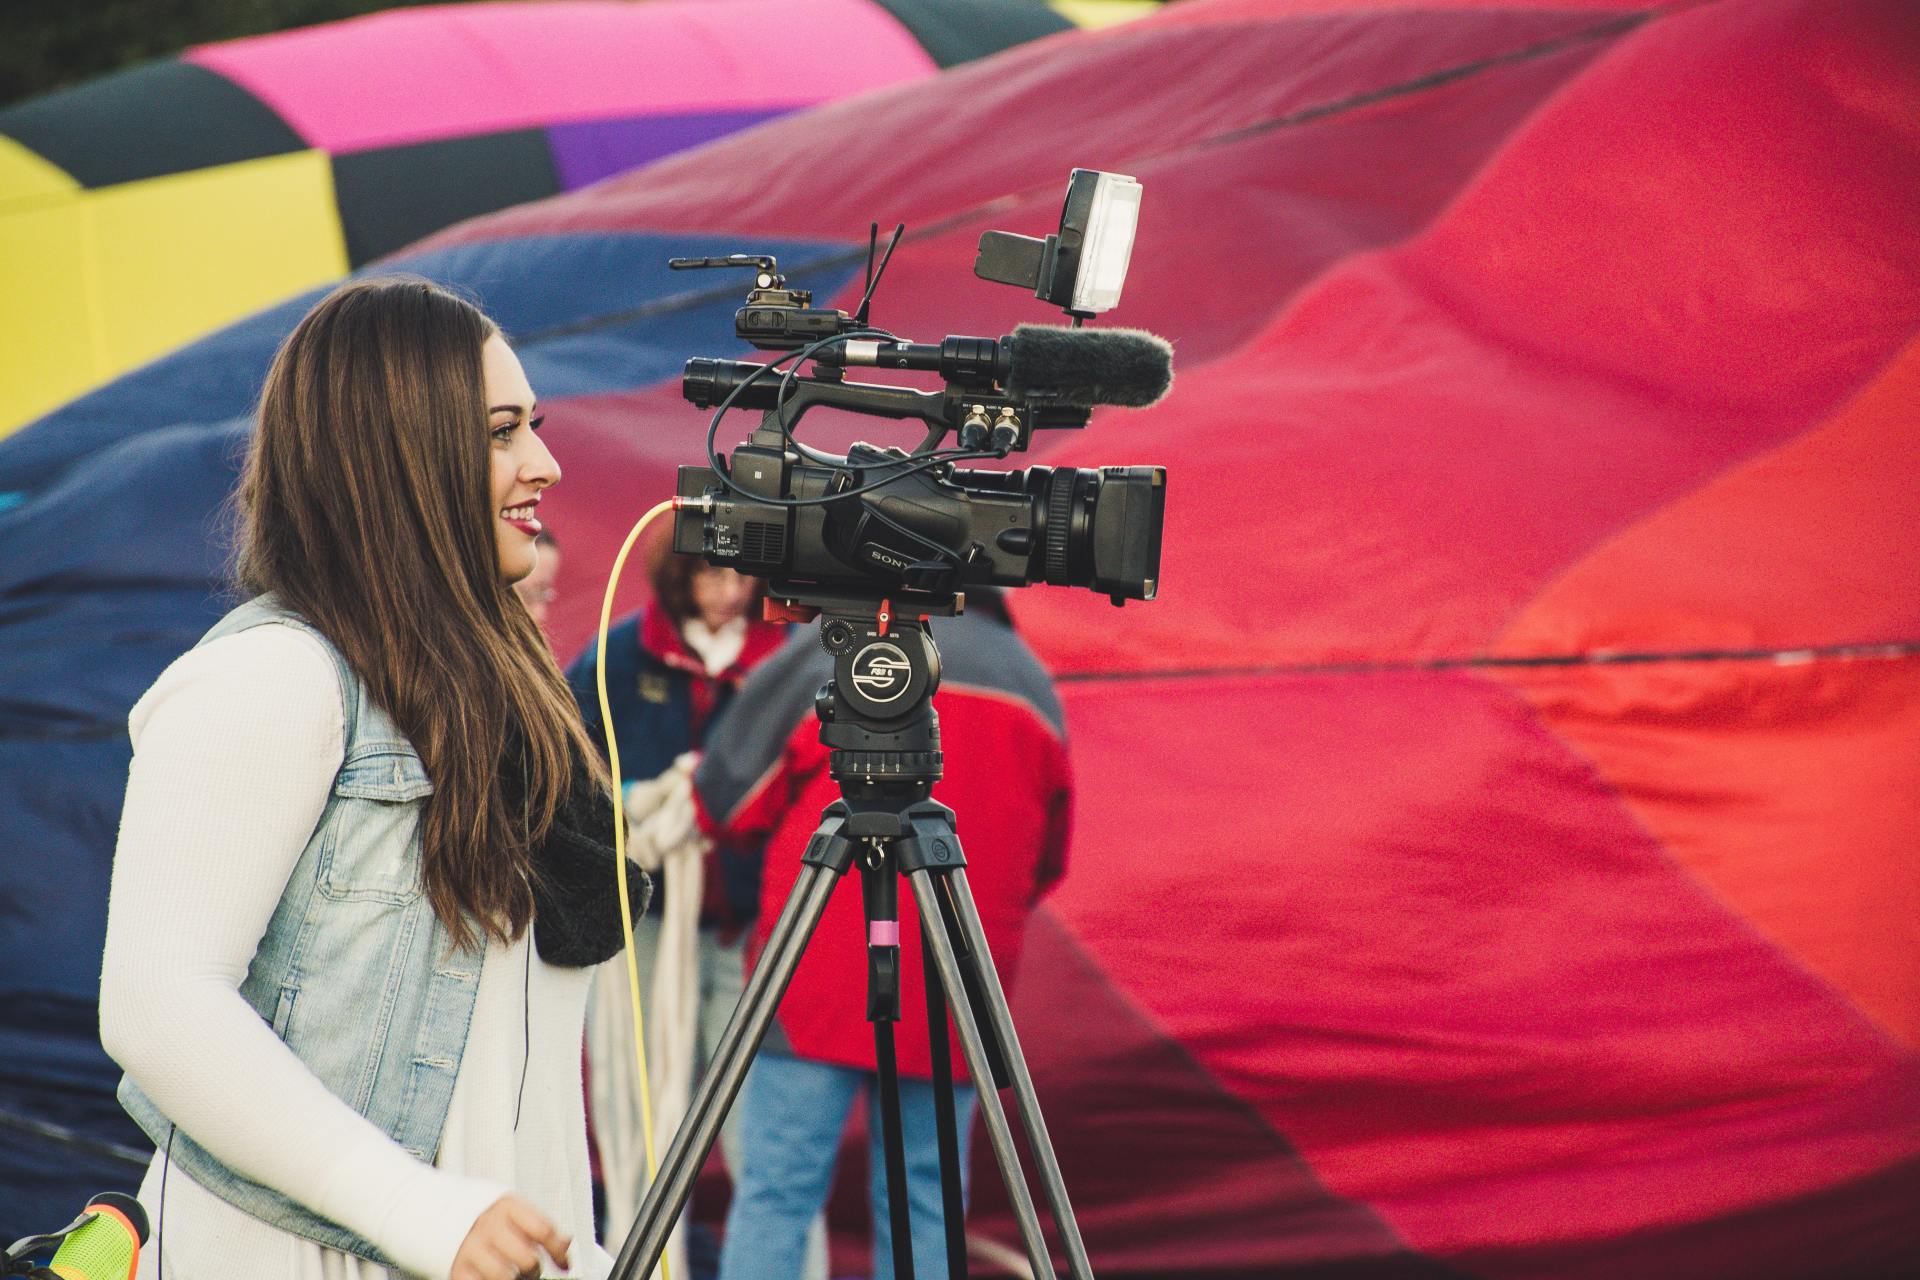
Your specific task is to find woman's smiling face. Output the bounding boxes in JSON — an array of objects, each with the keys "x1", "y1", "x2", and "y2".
[{"x1": 483, "y1": 332, "x2": 559, "y2": 583}]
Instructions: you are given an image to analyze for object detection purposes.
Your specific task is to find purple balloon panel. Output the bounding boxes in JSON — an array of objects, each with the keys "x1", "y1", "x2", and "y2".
[{"x1": 546, "y1": 107, "x2": 799, "y2": 191}]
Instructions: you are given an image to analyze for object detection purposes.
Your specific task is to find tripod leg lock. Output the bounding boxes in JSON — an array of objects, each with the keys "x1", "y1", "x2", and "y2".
[
  {"x1": 801, "y1": 812, "x2": 858, "y2": 872},
  {"x1": 895, "y1": 813, "x2": 968, "y2": 875}
]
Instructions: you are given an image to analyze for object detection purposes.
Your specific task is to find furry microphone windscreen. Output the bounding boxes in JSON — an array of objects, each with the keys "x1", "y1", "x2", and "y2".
[{"x1": 1009, "y1": 325, "x2": 1174, "y2": 408}]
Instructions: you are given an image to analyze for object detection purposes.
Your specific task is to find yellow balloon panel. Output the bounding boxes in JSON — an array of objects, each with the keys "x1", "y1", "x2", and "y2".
[
  {"x1": 0, "y1": 135, "x2": 80, "y2": 211},
  {"x1": 88, "y1": 151, "x2": 349, "y2": 406},
  {"x1": 0, "y1": 198, "x2": 101, "y2": 430},
  {"x1": 1049, "y1": 0, "x2": 1161, "y2": 30},
  {"x1": 0, "y1": 149, "x2": 349, "y2": 440}
]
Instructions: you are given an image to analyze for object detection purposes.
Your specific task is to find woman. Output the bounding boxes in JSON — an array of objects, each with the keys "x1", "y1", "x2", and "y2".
[{"x1": 100, "y1": 276, "x2": 643, "y2": 1280}]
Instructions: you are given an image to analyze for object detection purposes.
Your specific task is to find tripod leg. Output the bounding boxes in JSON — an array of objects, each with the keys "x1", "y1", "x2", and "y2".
[
  {"x1": 922, "y1": 923, "x2": 968, "y2": 1280},
  {"x1": 904, "y1": 869, "x2": 1060, "y2": 1280},
  {"x1": 610, "y1": 859, "x2": 842, "y2": 1279},
  {"x1": 931, "y1": 869, "x2": 1096, "y2": 1280},
  {"x1": 865, "y1": 861, "x2": 917, "y2": 1280},
  {"x1": 873, "y1": 1021, "x2": 918, "y2": 1280}
]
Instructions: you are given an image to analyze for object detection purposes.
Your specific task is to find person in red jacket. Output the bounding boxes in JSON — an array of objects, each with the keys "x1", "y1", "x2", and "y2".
[{"x1": 695, "y1": 591, "x2": 1072, "y2": 1280}]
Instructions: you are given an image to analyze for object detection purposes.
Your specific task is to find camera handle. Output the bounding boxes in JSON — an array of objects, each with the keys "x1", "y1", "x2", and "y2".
[{"x1": 608, "y1": 609, "x2": 1096, "y2": 1280}]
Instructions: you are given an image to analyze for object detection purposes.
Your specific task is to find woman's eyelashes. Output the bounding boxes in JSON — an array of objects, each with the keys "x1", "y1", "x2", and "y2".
[{"x1": 491, "y1": 414, "x2": 543, "y2": 443}]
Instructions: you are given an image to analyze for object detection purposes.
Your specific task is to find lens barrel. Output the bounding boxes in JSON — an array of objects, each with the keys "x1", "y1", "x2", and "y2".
[{"x1": 1029, "y1": 465, "x2": 1165, "y2": 601}]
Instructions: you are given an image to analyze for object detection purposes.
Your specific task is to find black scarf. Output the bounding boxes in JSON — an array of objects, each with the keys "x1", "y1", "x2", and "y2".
[{"x1": 503, "y1": 727, "x2": 652, "y2": 968}]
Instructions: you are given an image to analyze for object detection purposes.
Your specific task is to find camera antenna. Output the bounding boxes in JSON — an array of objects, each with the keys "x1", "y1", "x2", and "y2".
[{"x1": 854, "y1": 222, "x2": 906, "y2": 327}]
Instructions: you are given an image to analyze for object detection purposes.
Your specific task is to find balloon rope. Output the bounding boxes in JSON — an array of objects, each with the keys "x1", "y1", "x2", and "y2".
[{"x1": 595, "y1": 498, "x2": 677, "y2": 1280}]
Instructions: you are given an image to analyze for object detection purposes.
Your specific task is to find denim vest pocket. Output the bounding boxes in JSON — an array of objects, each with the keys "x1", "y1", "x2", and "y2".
[
  {"x1": 332, "y1": 745, "x2": 434, "y2": 801},
  {"x1": 317, "y1": 748, "x2": 432, "y2": 904}
]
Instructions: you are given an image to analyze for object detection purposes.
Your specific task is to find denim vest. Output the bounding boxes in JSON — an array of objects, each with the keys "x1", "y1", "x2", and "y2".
[{"x1": 118, "y1": 595, "x2": 485, "y2": 1266}]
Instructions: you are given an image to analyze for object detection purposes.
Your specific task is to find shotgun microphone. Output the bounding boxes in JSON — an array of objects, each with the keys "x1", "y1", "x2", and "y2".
[{"x1": 820, "y1": 324, "x2": 1174, "y2": 408}]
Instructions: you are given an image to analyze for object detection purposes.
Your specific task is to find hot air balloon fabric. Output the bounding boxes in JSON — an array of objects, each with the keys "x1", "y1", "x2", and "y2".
[
  {"x1": 3, "y1": 0, "x2": 1917, "y2": 1274},
  {"x1": 0, "y1": 0, "x2": 1154, "y2": 438}
]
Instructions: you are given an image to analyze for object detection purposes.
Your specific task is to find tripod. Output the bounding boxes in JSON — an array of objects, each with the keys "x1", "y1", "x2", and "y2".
[{"x1": 610, "y1": 596, "x2": 1095, "y2": 1280}]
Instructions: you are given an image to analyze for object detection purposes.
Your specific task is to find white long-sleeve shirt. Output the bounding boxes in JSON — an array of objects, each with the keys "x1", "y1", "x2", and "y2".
[{"x1": 100, "y1": 623, "x2": 609, "y2": 1279}]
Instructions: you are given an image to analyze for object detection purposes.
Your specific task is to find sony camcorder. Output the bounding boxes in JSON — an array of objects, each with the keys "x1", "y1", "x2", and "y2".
[{"x1": 670, "y1": 169, "x2": 1170, "y2": 610}]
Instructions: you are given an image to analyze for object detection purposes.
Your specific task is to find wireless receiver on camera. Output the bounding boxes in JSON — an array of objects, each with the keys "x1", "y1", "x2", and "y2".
[{"x1": 668, "y1": 167, "x2": 1170, "y2": 611}]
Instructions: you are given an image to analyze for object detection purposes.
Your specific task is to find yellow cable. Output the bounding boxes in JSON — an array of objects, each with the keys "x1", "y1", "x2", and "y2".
[{"x1": 594, "y1": 498, "x2": 677, "y2": 1280}]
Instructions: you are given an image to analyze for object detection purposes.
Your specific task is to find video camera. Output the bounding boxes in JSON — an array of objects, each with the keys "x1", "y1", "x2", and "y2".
[{"x1": 669, "y1": 169, "x2": 1170, "y2": 610}]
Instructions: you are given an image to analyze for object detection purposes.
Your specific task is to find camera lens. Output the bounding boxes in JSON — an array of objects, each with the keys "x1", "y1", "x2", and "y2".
[
  {"x1": 1032, "y1": 465, "x2": 1165, "y2": 601},
  {"x1": 1040, "y1": 468, "x2": 1096, "y2": 586}
]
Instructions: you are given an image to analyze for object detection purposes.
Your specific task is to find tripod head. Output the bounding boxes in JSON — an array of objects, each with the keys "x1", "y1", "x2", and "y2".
[{"x1": 780, "y1": 588, "x2": 949, "y2": 805}]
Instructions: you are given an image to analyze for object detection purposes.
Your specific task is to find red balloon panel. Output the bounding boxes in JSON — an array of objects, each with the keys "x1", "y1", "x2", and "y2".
[
  {"x1": 428, "y1": 5, "x2": 1622, "y2": 248},
  {"x1": 1494, "y1": 341, "x2": 1920, "y2": 657},
  {"x1": 1491, "y1": 653, "x2": 1920, "y2": 1051},
  {"x1": 1046, "y1": 669, "x2": 1920, "y2": 1272}
]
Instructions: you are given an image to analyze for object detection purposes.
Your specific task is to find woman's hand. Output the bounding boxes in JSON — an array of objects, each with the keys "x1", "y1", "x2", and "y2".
[{"x1": 451, "y1": 1194, "x2": 572, "y2": 1280}]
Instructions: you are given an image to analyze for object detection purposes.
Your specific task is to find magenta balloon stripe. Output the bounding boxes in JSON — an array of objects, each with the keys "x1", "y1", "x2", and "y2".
[{"x1": 181, "y1": 0, "x2": 936, "y2": 154}]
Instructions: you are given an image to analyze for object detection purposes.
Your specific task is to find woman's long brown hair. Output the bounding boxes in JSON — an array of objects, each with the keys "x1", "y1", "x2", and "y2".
[{"x1": 237, "y1": 275, "x2": 604, "y2": 951}]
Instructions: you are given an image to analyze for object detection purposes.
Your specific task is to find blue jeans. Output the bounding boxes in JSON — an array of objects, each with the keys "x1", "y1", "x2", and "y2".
[{"x1": 719, "y1": 1052, "x2": 977, "y2": 1280}]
